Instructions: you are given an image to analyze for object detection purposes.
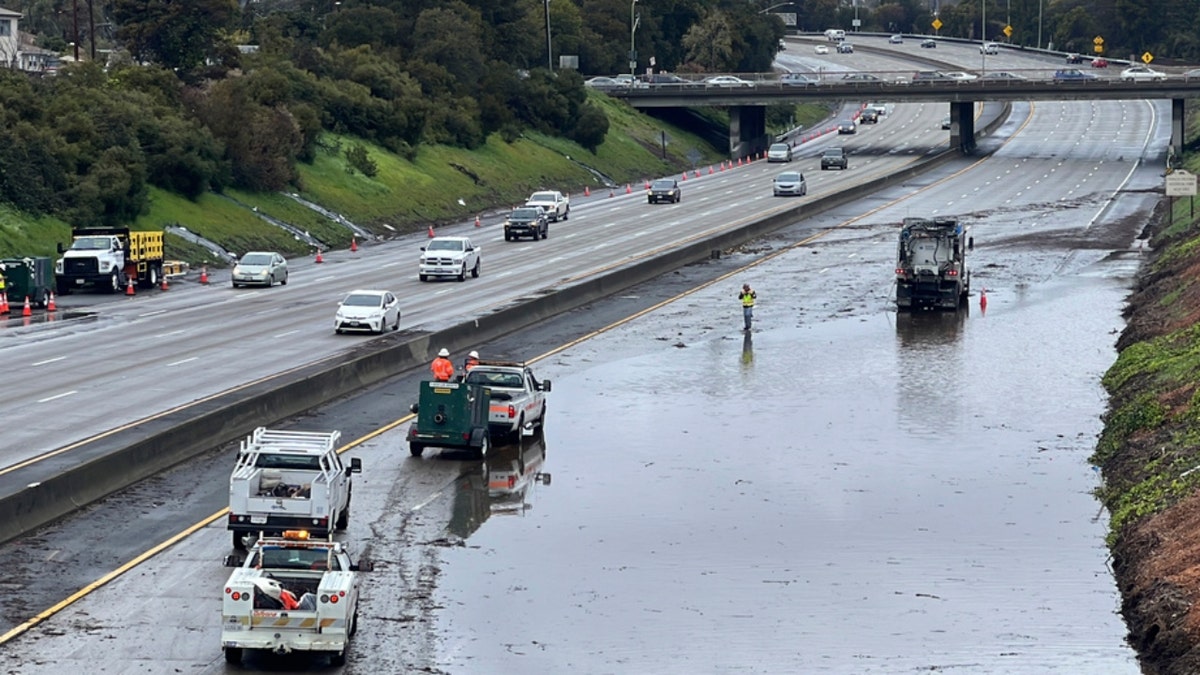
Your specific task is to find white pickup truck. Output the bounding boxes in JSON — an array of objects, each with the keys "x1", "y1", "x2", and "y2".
[
  {"x1": 221, "y1": 530, "x2": 373, "y2": 666},
  {"x1": 419, "y1": 235, "x2": 481, "y2": 282},
  {"x1": 463, "y1": 360, "x2": 552, "y2": 443},
  {"x1": 227, "y1": 428, "x2": 361, "y2": 551},
  {"x1": 525, "y1": 190, "x2": 570, "y2": 222}
]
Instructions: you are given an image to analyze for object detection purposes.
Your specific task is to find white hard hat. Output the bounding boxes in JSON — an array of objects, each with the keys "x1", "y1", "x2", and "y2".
[
  {"x1": 468, "y1": 351, "x2": 479, "y2": 359},
  {"x1": 253, "y1": 577, "x2": 283, "y2": 600},
  {"x1": 438, "y1": 348, "x2": 450, "y2": 357}
]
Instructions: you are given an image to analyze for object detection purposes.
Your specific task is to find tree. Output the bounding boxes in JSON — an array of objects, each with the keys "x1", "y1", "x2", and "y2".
[
  {"x1": 682, "y1": 9, "x2": 734, "y2": 71},
  {"x1": 113, "y1": 0, "x2": 238, "y2": 72}
]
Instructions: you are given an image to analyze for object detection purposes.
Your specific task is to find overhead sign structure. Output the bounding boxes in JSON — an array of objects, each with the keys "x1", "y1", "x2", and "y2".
[
  {"x1": 1143, "y1": 51, "x2": 1154, "y2": 64},
  {"x1": 1166, "y1": 170, "x2": 1198, "y2": 197},
  {"x1": 773, "y1": 12, "x2": 797, "y2": 26}
]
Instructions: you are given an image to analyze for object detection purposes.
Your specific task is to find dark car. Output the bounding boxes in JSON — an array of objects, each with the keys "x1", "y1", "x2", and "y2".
[
  {"x1": 647, "y1": 178, "x2": 681, "y2": 204},
  {"x1": 1065, "y1": 53, "x2": 1085, "y2": 64},
  {"x1": 841, "y1": 73, "x2": 880, "y2": 82},
  {"x1": 503, "y1": 207, "x2": 549, "y2": 241},
  {"x1": 920, "y1": 39, "x2": 937, "y2": 48},
  {"x1": 859, "y1": 108, "x2": 879, "y2": 124},
  {"x1": 642, "y1": 73, "x2": 695, "y2": 86},
  {"x1": 836, "y1": 42, "x2": 854, "y2": 53},
  {"x1": 837, "y1": 119, "x2": 857, "y2": 134},
  {"x1": 912, "y1": 70, "x2": 952, "y2": 82},
  {"x1": 820, "y1": 147, "x2": 848, "y2": 170}
]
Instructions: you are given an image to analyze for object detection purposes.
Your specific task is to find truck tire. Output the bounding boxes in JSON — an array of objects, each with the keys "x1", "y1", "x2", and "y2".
[
  {"x1": 35, "y1": 289, "x2": 49, "y2": 309},
  {"x1": 224, "y1": 647, "x2": 243, "y2": 665},
  {"x1": 336, "y1": 495, "x2": 350, "y2": 531},
  {"x1": 409, "y1": 443, "x2": 425, "y2": 457},
  {"x1": 329, "y1": 650, "x2": 347, "y2": 667},
  {"x1": 563, "y1": 208, "x2": 569, "y2": 221},
  {"x1": 473, "y1": 433, "x2": 490, "y2": 461},
  {"x1": 141, "y1": 265, "x2": 159, "y2": 290},
  {"x1": 232, "y1": 531, "x2": 247, "y2": 551},
  {"x1": 471, "y1": 260, "x2": 481, "y2": 278},
  {"x1": 105, "y1": 271, "x2": 120, "y2": 294},
  {"x1": 510, "y1": 416, "x2": 525, "y2": 444},
  {"x1": 457, "y1": 264, "x2": 467, "y2": 282}
]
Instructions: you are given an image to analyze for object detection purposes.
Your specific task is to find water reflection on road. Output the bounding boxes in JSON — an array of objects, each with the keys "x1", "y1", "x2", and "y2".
[{"x1": 432, "y1": 274, "x2": 1137, "y2": 673}]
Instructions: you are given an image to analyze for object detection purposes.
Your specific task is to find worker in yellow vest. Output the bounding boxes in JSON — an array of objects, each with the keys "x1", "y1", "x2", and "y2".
[{"x1": 738, "y1": 283, "x2": 756, "y2": 332}]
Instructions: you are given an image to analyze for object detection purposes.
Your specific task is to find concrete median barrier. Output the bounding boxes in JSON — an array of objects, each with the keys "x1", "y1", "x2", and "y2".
[{"x1": 0, "y1": 104, "x2": 1012, "y2": 545}]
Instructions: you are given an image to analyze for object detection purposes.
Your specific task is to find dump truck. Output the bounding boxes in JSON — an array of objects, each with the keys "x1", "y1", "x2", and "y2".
[
  {"x1": 407, "y1": 379, "x2": 492, "y2": 459},
  {"x1": 895, "y1": 217, "x2": 971, "y2": 310},
  {"x1": 1, "y1": 257, "x2": 54, "y2": 308},
  {"x1": 55, "y1": 227, "x2": 165, "y2": 294},
  {"x1": 221, "y1": 530, "x2": 373, "y2": 667},
  {"x1": 228, "y1": 428, "x2": 361, "y2": 551}
]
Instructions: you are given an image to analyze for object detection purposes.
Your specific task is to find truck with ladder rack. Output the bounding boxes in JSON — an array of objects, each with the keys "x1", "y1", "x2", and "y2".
[
  {"x1": 894, "y1": 217, "x2": 971, "y2": 311},
  {"x1": 55, "y1": 227, "x2": 166, "y2": 294},
  {"x1": 228, "y1": 428, "x2": 361, "y2": 551},
  {"x1": 221, "y1": 530, "x2": 373, "y2": 666}
]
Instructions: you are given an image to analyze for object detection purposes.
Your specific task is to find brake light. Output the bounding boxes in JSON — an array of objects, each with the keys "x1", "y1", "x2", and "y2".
[
  {"x1": 508, "y1": 475, "x2": 516, "y2": 489},
  {"x1": 329, "y1": 594, "x2": 339, "y2": 604},
  {"x1": 507, "y1": 405, "x2": 516, "y2": 419},
  {"x1": 232, "y1": 591, "x2": 242, "y2": 601},
  {"x1": 225, "y1": 587, "x2": 232, "y2": 595},
  {"x1": 946, "y1": 269, "x2": 958, "y2": 276},
  {"x1": 895, "y1": 268, "x2": 906, "y2": 276}
]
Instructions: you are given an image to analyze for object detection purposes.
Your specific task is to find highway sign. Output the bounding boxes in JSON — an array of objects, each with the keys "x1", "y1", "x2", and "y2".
[
  {"x1": 1003, "y1": 25, "x2": 1013, "y2": 37},
  {"x1": 1093, "y1": 36, "x2": 1104, "y2": 45},
  {"x1": 932, "y1": 18, "x2": 943, "y2": 30},
  {"x1": 1095, "y1": 45, "x2": 1104, "y2": 54},
  {"x1": 1166, "y1": 170, "x2": 1198, "y2": 197},
  {"x1": 1143, "y1": 51, "x2": 1154, "y2": 64}
]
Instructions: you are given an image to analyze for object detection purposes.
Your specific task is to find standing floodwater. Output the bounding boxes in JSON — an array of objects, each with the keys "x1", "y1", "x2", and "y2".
[{"x1": 431, "y1": 268, "x2": 1137, "y2": 673}]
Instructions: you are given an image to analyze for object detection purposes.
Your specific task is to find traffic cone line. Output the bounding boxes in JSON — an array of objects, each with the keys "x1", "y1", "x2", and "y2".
[
  {"x1": 47, "y1": 292, "x2": 56, "y2": 311},
  {"x1": 125, "y1": 278, "x2": 136, "y2": 296},
  {"x1": 350, "y1": 236, "x2": 358, "y2": 252},
  {"x1": 22, "y1": 296, "x2": 31, "y2": 316}
]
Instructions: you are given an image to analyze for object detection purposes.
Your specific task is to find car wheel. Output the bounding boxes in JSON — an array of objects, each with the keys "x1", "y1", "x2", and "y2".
[
  {"x1": 457, "y1": 264, "x2": 467, "y2": 282},
  {"x1": 232, "y1": 281, "x2": 239, "y2": 288},
  {"x1": 471, "y1": 260, "x2": 480, "y2": 278},
  {"x1": 224, "y1": 648, "x2": 243, "y2": 665},
  {"x1": 802, "y1": 186, "x2": 808, "y2": 196},
  {"x1": 280, "y1": 272, "x2": 288, "y2": 286},
  {"x1": 647, "y1": 198, "x2": 653, "y2": 204},
  {"x1": 419, "y1": 274, "x2": 428, "y2": 282},
  {"x1": 563, "y1": 209, "x2": 569, "y2": 221},
  {"x1": 542, "y1": 226, "x2": 549, "y2": 240},
  {"x1": 393, "y1": 313, "x2": 401, "y2": 331}
]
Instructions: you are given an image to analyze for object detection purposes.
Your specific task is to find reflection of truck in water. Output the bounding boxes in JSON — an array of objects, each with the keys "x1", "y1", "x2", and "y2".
[
  {"x1": 447, "y1": 435, "x2": 551, "y2": 539},
  {"x1": 894, "y1": 218, "x2": 970, "y2": 311}
]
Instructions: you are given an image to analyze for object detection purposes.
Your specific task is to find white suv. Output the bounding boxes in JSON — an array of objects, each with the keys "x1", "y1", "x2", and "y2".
[
  {"x1": 980, "y1": 42, "x2": 1000, "y2": 55},
  {"x1": 419, "y1": 236, "x2": 481, "y2": 282}
]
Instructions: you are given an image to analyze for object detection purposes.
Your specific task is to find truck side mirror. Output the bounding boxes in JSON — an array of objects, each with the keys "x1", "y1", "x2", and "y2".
[
  {"x1": 349, "y1": 457, "x2": 362, "y2": 474},
  {"x1": 57, "y1": 242, "x2": 66, "y2": 254},
  {"x1": 351, "y1": 560, "x2": 374, "y2": 572},
  {"x1": 224, "y1": 555, "x2": 243, "y2": 568},
  {"x1": 541, "y1": 380, "x2": 552, "y2": 392}
]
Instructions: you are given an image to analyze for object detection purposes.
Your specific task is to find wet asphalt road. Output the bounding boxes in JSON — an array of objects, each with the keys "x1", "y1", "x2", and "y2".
[{"x1": 0, "y1": 94, "x2": 1163, "y2": 673}]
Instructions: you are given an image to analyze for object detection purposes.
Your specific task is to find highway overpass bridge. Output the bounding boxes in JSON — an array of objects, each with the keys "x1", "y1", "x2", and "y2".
[{"x1": 608, "y1": 77, "x2": 1200, "y2": 158}]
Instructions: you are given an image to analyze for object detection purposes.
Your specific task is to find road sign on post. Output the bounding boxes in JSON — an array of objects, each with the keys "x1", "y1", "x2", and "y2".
[
  {"x1": 1003, "y1": 25, "x2": 1013, "y2": 38},
  {"x1": 1142, "y1": 51, "x2": 1154, "y2": 64},
  {"x1": 932, "y1": 18, "x2": 943, "y2": 31},
  {"x1": 1166, "y1": 170, "x2": 1197, "y2": 197}
]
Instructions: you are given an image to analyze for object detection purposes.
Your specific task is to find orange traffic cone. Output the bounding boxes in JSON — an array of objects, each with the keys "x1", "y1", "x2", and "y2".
[
  {"x1": 22, "y1": 296, "x2": 31, "y2": 316},
  {"x1": 125, "y1": 278, "x2": 136, "y2": 296},
  {"x1": 720, "y1": 162, "x2": 725, "y2": 172},
  {"x1": 694, "y1": 170, "x2": 700, "y2": 178},
  {"x1": 161, "y1": 274, "x2": 169, "y2": 291},
  {"x1": 427, "y1": 225, "x2": 436, "y2": 238},
  {"x1": 609, "y1": 187, "x2": 615, "y2": 198},
  {"x1": 681, "y1": 172, "x2": 688, "y2": 182},
  {"x1": 644, "y1": 181, "x2": 651, "y2": 190},
  {"x1": 0, "y1": 292, "x2": 8, "y2": 314},
  {"x1": 350, "y1": 236, "x2": 358, "y2": 252},
  {"x1": 625, "y1": 184, "x2": 632, "y2": 194},
  {"x1": 709, "y1": 165, "x2": 714, "y2": 175},
  {"x1": 47, "y1": 292, "x2": 56, "y2": 311},
  {"x1": 474, "y1": 214, "x2": 481, "y2": 228},
  {"x1": 200, "y1": 265, "x2": 210, "y2": 283},
  {"x1": 585, "y1": 186, "x2": 591, "y2": 197},
  {"x1": 980, "y1": 288, "x2": 988, "y2": 311},
  {"x1": 314, "y1": 249, "x2": 324, "y2": 264},
  {"x1": 737, "y1": 157, "x2": 743, "y2": 167}
]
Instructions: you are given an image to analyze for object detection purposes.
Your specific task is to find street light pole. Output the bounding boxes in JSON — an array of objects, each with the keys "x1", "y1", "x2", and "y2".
[
  {"x1": 629, "y1": 0, "x2": 639, "y2": 79},
  {"x1": 980, "y1": 0, "x2": 986, "y2": 72},
  {"x1": 1037, "y1": 0, "x2": 1043, "y2": 49},
  {"x1": 545, "y1": 0, "x2": 553, "y2": 71}
]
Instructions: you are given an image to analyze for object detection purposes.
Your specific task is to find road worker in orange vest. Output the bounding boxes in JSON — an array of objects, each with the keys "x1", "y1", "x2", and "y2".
[
  {"x1": 431, "y1": 348, "x2": 455, "y2": 381},
  {"x1": 463, "y1": 350, "x2": 480, "y2": 373}
]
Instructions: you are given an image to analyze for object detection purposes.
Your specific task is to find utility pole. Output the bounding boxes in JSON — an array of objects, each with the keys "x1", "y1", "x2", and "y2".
[
  {"x1": 545, "y1": 0, "x2": 553, "y2": 71},
  {"x1": 88, "y1": 0, "x2": 95, "y2": 60},
  {"x1": 72, "y1": 0, "x2": 79, "y2": 62},
  {"x1": 629, "y1": 0, "x2": 639, "y2": 79}
]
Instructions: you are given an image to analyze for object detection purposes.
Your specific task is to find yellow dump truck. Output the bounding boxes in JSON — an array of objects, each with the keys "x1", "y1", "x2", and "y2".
[{"x1": 55, "y1": 227, "x2": 165, "y2": 294}]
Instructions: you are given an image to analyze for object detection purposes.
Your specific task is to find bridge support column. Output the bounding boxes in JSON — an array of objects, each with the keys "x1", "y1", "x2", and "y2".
[
  {"x1": 948, "y1": 101, "x2": 976, "y2": 155},
  {"x1": 1172, "y1": 98, "x2": 1185, "y2": 163},
  {"x1": 730, "y1": 105, "x2": 767, "y2": 159}
]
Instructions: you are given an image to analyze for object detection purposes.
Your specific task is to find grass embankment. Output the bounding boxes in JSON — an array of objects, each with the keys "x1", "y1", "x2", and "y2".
[
  {"x1": 1095, "y1": 143, "x2": 1200, "y2": 673},
  {"x1": 0, "y1": 93, "x2": 835, "y2": 267}
]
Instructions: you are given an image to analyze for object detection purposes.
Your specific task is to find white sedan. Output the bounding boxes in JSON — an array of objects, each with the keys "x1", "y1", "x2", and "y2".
[
  {"x1": 814, "y1": 44, "x2": 829, "y2": 55},
  {"x1": 1121, "y1": 66, "x2": 1167, "y2": 82},
  {"x1": 334, "y1": 289, "x2": 401, "y2": 335},
  {"x1": 704, "y1": 75, "x2": 755, "y2": 87},
  {"x1": 942, "y1": 71, "x2": 978, "y2": 81}
]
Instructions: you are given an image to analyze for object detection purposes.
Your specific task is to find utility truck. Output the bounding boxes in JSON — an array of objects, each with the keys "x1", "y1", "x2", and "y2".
[
  {"x1": 221, "y1": 530, "x2": 373, "y2": 667},
  {"x1": 463, "y1": 360, "x2": 551, "y2": 443},
  {"x1": 895, "y1": 217, "x2": 971, "y2": 310},
  {"x1": 228, "y1": 428, "x2": 361, "y2": 551},
  {"x1": 55, "y1": 227, "x2": 165, "y2": 294}
]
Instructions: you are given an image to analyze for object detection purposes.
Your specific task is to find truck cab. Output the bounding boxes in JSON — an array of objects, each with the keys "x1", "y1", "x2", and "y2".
[{"x1": 221, "y1": 530, "x2": 373, "y2": 667}]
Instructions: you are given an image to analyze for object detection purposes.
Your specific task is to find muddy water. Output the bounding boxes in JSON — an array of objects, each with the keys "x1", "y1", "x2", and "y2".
[{"x1": 431, "y1": 273, "x2": 1138, "y2": 672}]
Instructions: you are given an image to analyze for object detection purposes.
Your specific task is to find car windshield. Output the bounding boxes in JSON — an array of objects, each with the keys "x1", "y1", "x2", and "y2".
[
  {"x1": 253, "y1": 453, "x2": 321, "y2": 470},
  {"x1": 651, "y1": 180, "x2": 675, "y2": 189},
  {"x1": 240, "y1": 253, "x2": 272, "y2": 265},
  {"x1": 769, "y1": 144, "x2": 789, "y2": 152},
  {"x1": 255, "y1": 546, "x2": 342, "y2": 571},
  {"x1": 823, "y1": 149, "x2": 843, "y2": 157},
  {"x1": 465, "y1": 371, "x2": 525, "y2": 388},
  {"x1": 776, "y1": 172, "x2": 801, "y2": 182},
  {"x1": 529, "y1": 192, "x2": 556, "y2": 202},
  {"x1": 426, "y1": 240, "x2": 465, "y2": 251},
  {"x1": 71, "y1": 237, "x2": 112, "y2": 251},
  {"x1": 342, "y1": 293, "x2": 383, "y2": 308},
  {"x1": 511, "y1": 209, "x2": 539, "y2": 219}
]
